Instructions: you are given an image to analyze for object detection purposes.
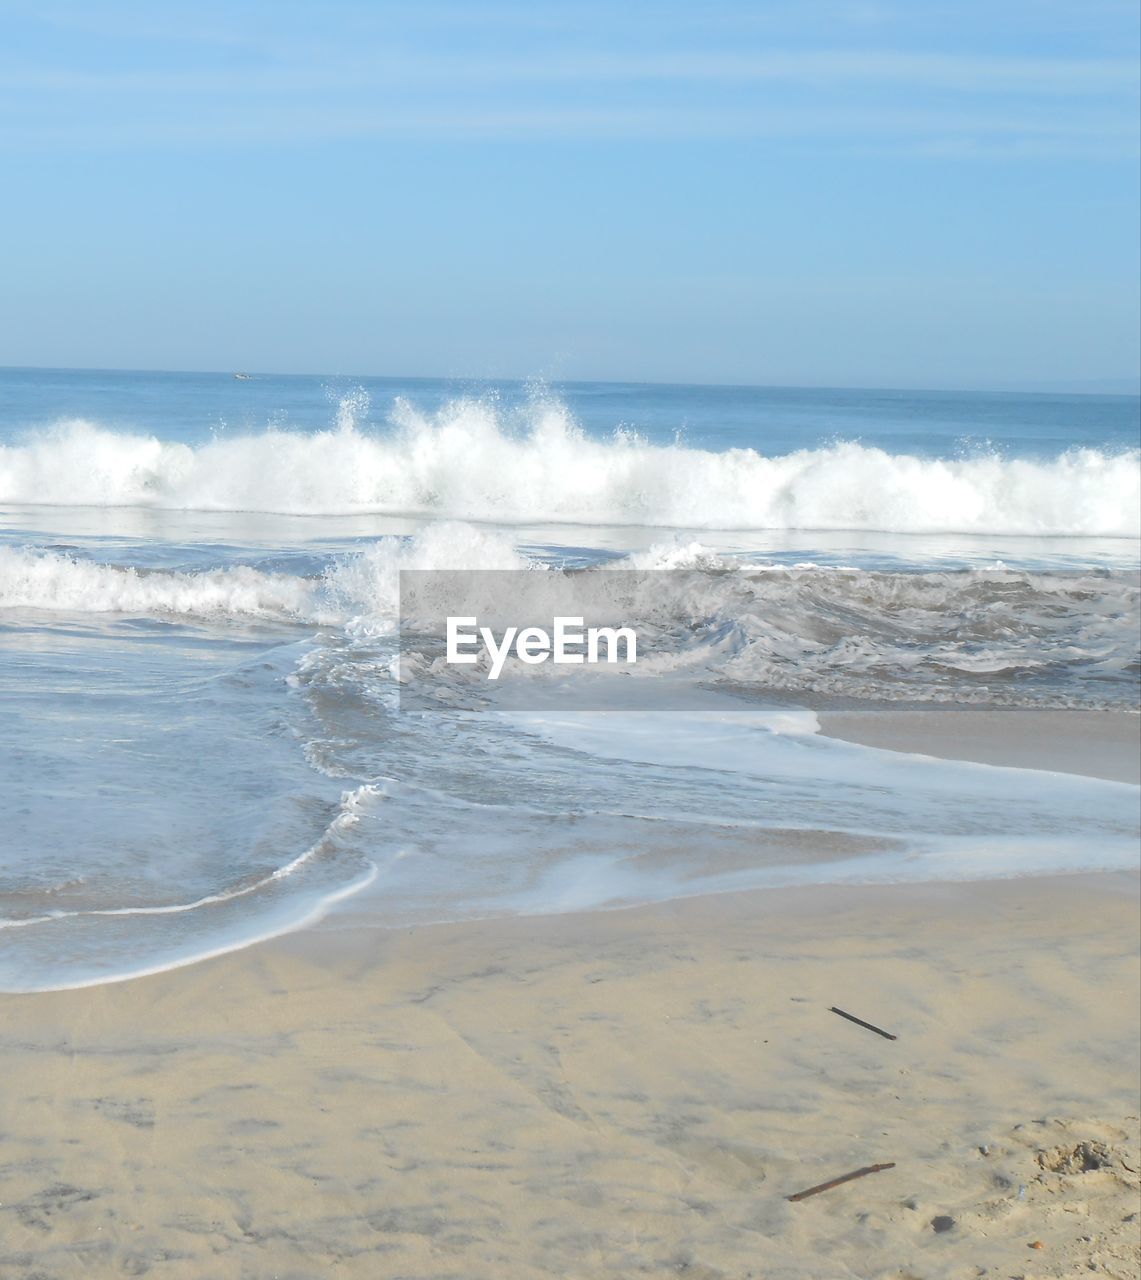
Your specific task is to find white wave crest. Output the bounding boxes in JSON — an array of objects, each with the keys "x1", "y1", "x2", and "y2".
[
  {"x1": 0, "y1": 522, "x2": 534, "y2": 622},
  {"x1": 323, "y1": 521, "x2": 537, "y2": 637},
  {"x1": 1, "y1": 402, "x2": 1137, "y2": 535},
  {"x1": 0, "y1": 546, "x2": 321, "y2": 619},
  {"x1": 1, "y1": 538, "x2": 1136, "y2": 709}
]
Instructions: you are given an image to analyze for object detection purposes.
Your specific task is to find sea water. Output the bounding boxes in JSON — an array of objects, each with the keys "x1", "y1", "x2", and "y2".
[{"x1": 0, "y1": 368, "x2": 1137, "y2": 990}]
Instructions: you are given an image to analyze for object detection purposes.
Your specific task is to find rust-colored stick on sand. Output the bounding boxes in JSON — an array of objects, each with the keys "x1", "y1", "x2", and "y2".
[
  {"x1": 786, "y1": 1162, "x2": 896, "y2": 1202},
  {"x1": 830, "y1": 1006, "x2": 897, "y2": 1040}
]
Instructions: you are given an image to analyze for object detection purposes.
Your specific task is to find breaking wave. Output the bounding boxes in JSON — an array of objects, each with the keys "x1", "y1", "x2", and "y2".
[
  {"x1": 0, "y1": 523, "x2": 528, "y2": 622},
  {"x1": 2, "y1": 531, "x2": 1136, "y2": 708},
  {"x1": 1, "y1": 400, "x2": 1138, "y2": 535},
  {"x1": 0, "y1": 545, "x2": 321, "y2": 619}
]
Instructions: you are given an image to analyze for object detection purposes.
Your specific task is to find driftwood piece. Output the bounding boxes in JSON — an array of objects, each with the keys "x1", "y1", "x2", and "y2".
[
  {"x1": 829, "y1": 1006, "x2": 897, "y2": 1040},
  {"x1": 786, "y1": 1162, "x2": 896, "y2": 1202}
]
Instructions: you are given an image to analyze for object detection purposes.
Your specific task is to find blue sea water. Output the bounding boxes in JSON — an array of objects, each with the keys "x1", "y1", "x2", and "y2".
[
  {"x1": 1, "y1": 364, "x2": 1137, "y2": 457},
  {"x1": 0, "y1": 367, "x2": 1137, "y2": 991}
]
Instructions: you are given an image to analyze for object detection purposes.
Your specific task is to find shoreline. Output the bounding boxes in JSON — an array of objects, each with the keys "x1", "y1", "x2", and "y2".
[
  {"x1": 1, "y1": 870, "x2": 1137, "y2": 1278},
  {"x1": 2, "y1": 699, "x2": 1137, "y2": 1275},
  {"x1": 814, "y1": 703, "x2": 1141, "y2": 785},
  {"x1": 4, "y1": 702, "x2": 1137, "y2": 997}
]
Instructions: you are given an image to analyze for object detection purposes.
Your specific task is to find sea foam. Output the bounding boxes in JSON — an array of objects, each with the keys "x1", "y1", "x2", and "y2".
[
  {"x1": 1, "y1": 399, "x2": 1137, "y2": 535},
  {"x1": 4, "y1": 536, "x2": 1134, "y2": 709},
  {"x1": 0, "y1": 522, "x2": 530, "y2": 623}
]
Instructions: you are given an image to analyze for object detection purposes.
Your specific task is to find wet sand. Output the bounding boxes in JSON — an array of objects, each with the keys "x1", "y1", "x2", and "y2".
[
  {"x1": 816, "y1": 705, "x2": 1141, "y2": 785},
  {"x1": 0, "y1": 871, "x2": 1137, "y2": 1279}
]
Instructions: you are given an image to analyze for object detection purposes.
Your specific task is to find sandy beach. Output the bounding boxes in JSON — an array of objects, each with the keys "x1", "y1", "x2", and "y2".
[
  {"x1": 1, "y1": 866, "x2": 1137, "y2": 1280},
  {"x1": 816, "y1": 706, "x2": 1141, "y2": 787},
  {"x1": 4, "y1": 4, "x2": 1139, "y2": 1274}
]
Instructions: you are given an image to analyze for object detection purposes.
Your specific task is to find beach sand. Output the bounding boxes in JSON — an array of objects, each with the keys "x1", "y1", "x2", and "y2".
[
  {"x1": 815, "y1": 706, "x2": 1141, "y2": 786},
  {"x1": 2, "y1": 707, "x2": 1138, "y2": 1278},
  {"x1": 0, "y1": 868, "x2": 1137, "y2": 1279}
]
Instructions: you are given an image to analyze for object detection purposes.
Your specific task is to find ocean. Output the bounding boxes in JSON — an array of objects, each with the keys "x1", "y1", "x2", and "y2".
[{"x1": 1, "y1": 367, "x2": 1138, "y2": 992}]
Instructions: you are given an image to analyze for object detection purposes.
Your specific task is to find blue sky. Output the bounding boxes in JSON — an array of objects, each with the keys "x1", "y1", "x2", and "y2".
[{"x1": 1, "y1": 0, "x2": 1138, "y2": 389}]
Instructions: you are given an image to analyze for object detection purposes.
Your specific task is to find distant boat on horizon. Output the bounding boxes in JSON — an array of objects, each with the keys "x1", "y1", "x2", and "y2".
[{"x1": 233, "y1": 372, "x2": 254, "y2": 380}]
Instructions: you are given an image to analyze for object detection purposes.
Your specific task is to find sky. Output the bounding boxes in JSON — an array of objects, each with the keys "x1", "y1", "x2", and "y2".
[{"x1": 1, "y1": 0, "x2": 1138, "y2": 390}]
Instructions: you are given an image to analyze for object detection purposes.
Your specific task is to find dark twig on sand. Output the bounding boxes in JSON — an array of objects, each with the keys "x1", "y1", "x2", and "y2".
[
  {"x1": 829, "y1": 1006, "x2": 897, "y2": 1040},
  {"x1": 786, "y1": 1162, "x2": 896, "y2": 1202}
]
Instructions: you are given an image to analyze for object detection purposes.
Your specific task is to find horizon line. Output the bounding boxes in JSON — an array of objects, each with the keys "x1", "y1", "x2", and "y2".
[{"x1": 2, "y1": 362, "x2": 1139, "y2": 400}]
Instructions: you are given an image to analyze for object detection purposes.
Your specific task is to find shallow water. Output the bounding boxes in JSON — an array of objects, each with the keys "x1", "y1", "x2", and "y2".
[{"x1": 0, "y1": 369, "x2": 1137, "y2": 990}]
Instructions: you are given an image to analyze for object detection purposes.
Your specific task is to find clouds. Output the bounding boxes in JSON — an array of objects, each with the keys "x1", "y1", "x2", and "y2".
[
  {"x1": 0, "y1": 0, "x2": 1135, "y2": 385},
  {"x1": 4, "y1": 49, "x2": 1137, "y2": 94},
  {"x1": 1, "y1": 2, "x2": 1137, "y2": 155}
]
